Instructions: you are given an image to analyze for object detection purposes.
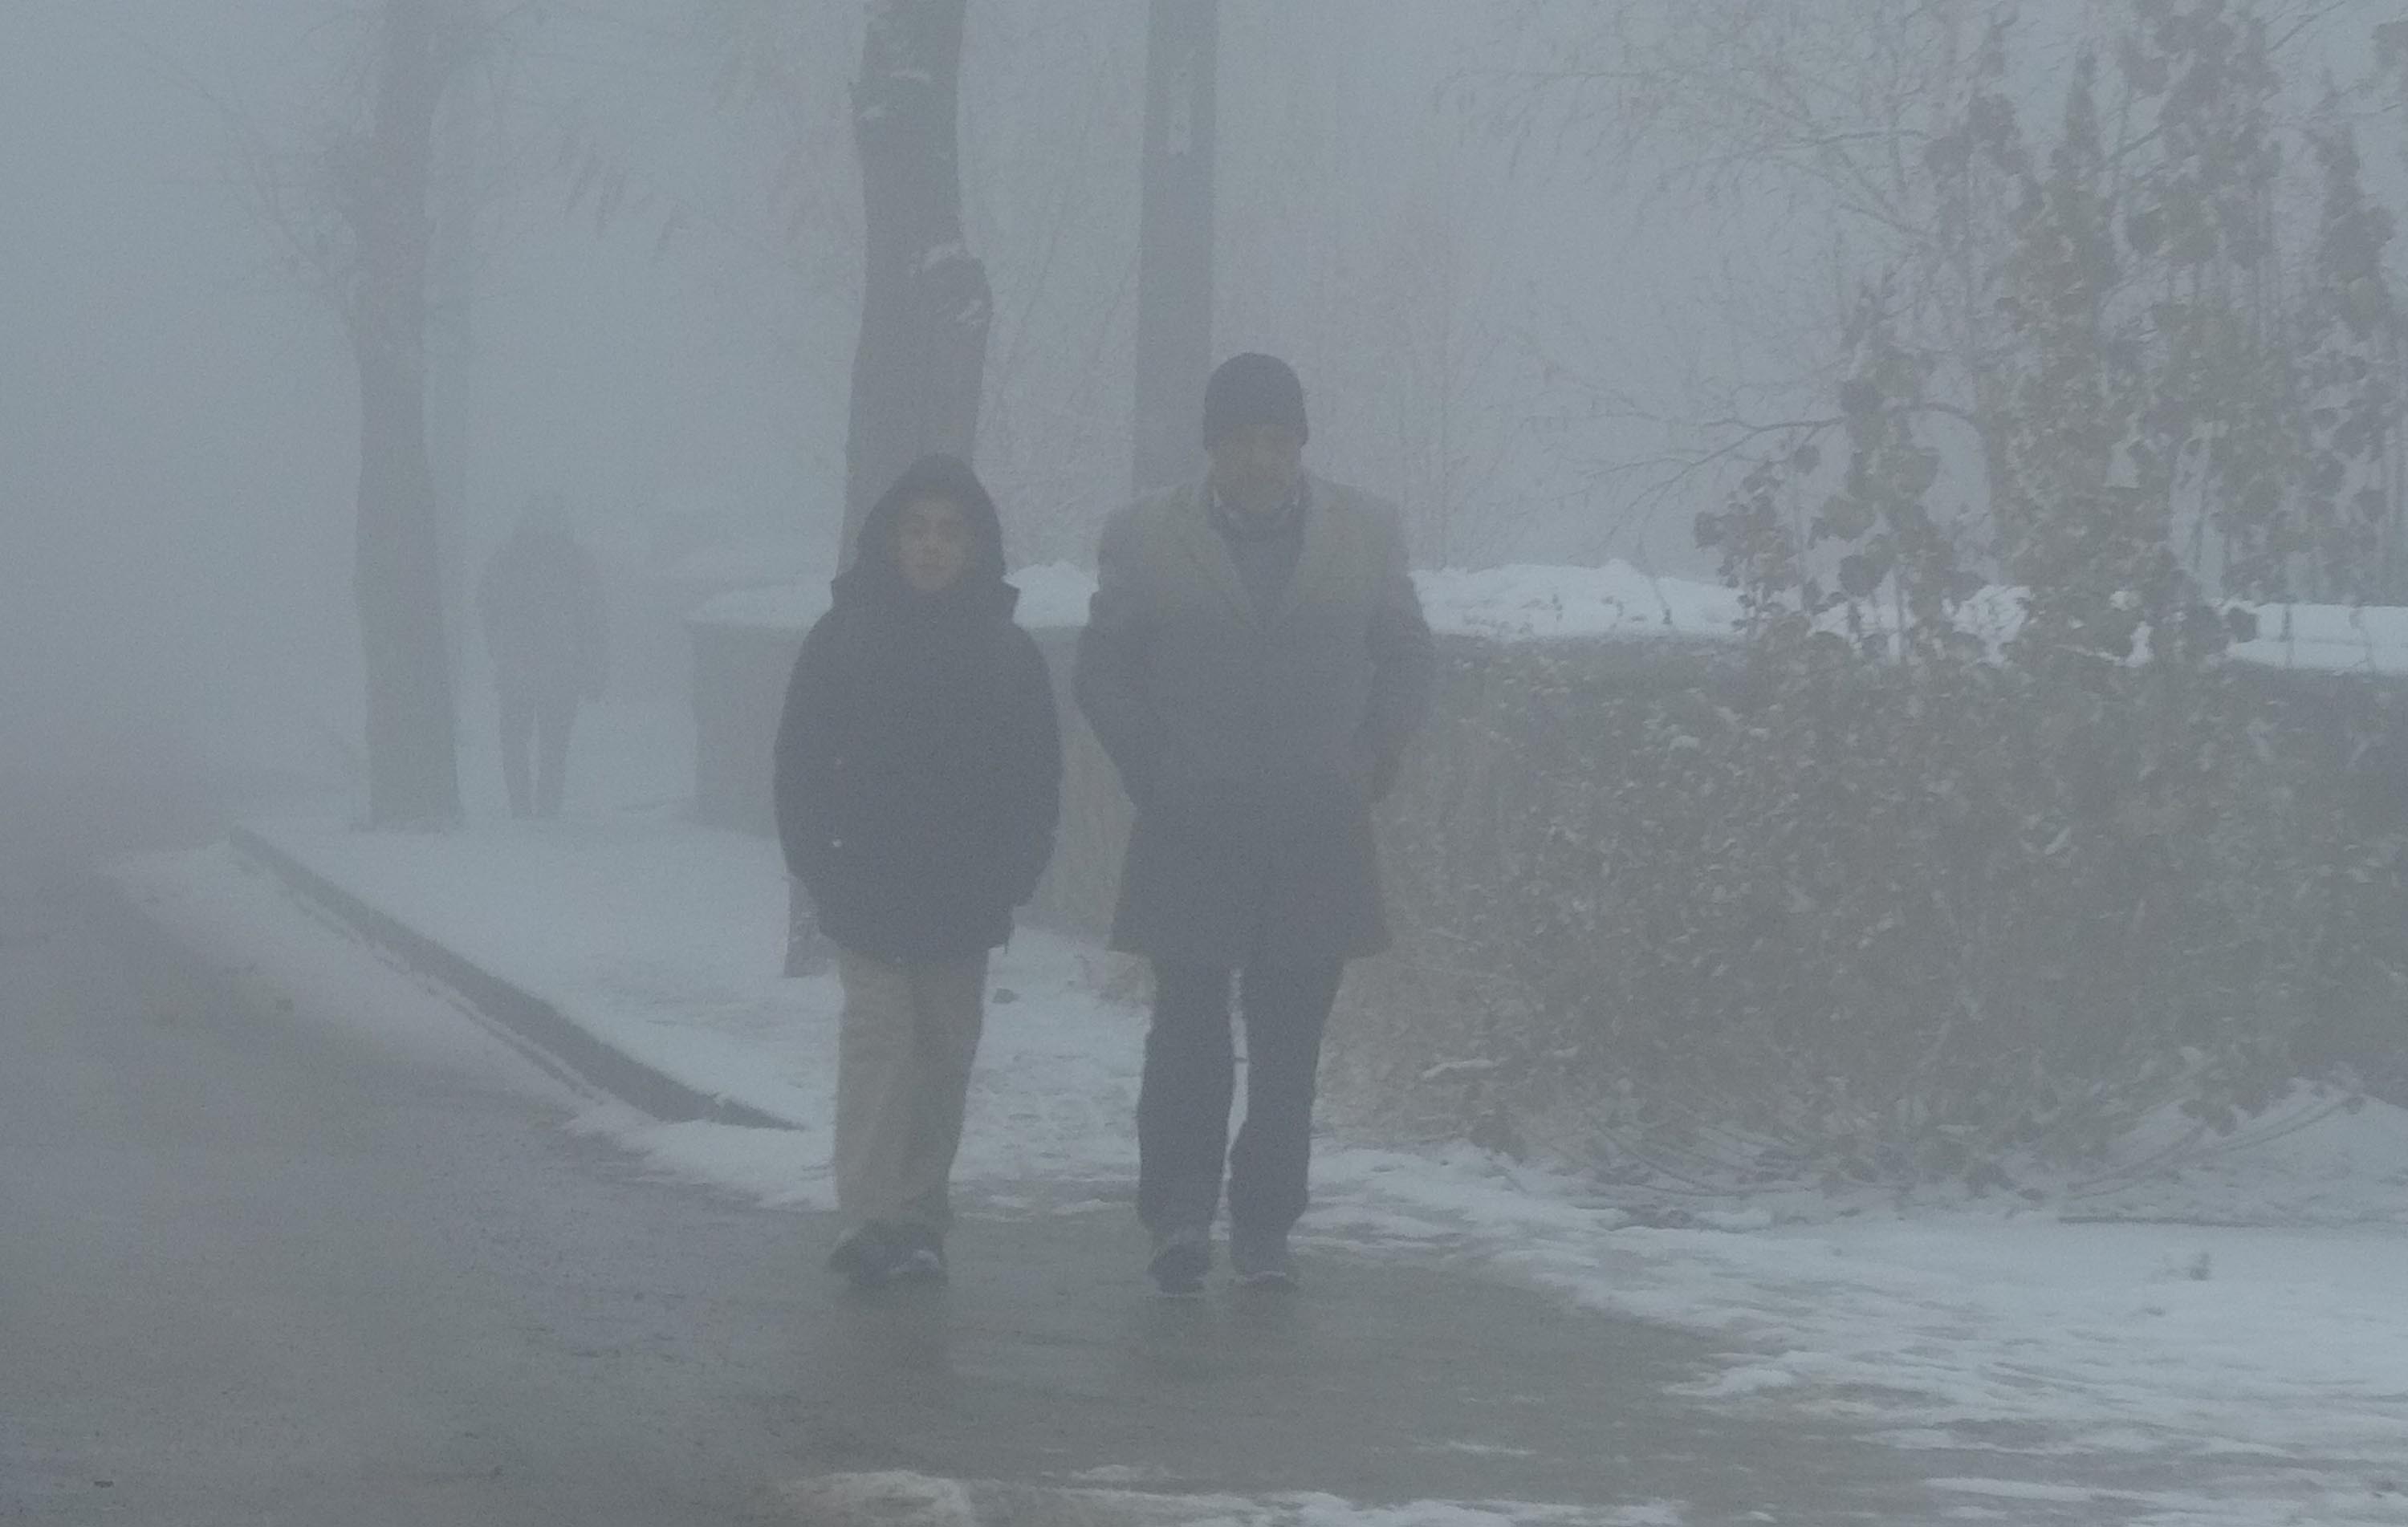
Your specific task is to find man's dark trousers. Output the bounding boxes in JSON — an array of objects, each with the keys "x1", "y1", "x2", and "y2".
[{"x1": 1137, "y1": 958, "x2": 1345, "y2": 1238}]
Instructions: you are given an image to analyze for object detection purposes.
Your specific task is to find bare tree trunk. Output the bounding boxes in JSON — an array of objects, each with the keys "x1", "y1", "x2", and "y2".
[
  {"x1": 1131, "y1": 0, "x2": 1217, "y2": 497},
  {"x1": 426, "y1": 75, "x2": 480, "y2": 705},
  {"x1": 352, "y1": 0, "x2": 461, "y2": 826},
  {"x1": 844, "y1": 0, "x2": 993, "y2": 562}
]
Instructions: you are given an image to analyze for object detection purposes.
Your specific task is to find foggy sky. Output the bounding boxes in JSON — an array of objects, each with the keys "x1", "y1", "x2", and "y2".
[{"x1": 7, "y1": 0, "x2": 2404, "y2": 790}]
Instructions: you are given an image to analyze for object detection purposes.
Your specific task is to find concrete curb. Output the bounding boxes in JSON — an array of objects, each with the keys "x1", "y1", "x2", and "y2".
[{"x1": 228, "y1": 823, "x2": 798, "y2": 1132}]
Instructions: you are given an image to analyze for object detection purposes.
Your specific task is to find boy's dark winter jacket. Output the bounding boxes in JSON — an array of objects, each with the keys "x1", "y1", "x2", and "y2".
[{"x1": 772, "y1": 457, "x2": 1063, "y2": 962}]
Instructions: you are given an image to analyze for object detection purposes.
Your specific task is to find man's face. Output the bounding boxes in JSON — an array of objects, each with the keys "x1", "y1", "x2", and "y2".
[
  {"x1": 1207, "y1": 423, "x2": 1306, "y2": 514},
  {"x1": 896, "y1": 495, "x2": 974, "y2": 593}
]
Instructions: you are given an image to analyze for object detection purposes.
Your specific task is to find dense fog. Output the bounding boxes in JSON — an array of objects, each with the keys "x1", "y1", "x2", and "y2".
[
  {"x1": 11, "y1": 2, "x2": 2395, "y2": 799},
  {"x1": 12, "y1": 6, "x2": 2408, "y2": 1520},
  {"x1": 0, "y1": 0, "x2": 1814, "y2": 792}
]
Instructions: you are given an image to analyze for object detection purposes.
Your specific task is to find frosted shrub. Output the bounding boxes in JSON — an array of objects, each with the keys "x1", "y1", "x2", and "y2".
[{"x1": 1343, "y1": 636, "x2": 2408, "y2": 1189}]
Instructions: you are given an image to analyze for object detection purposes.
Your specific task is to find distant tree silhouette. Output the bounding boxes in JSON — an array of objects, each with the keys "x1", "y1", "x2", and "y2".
[{"x1": 843, "y1": 0, "x2": 992, "y2": 563}]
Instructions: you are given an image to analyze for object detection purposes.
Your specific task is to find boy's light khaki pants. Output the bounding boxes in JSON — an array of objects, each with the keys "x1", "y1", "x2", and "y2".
[{"x1": 832, "y1": 948, "x2": 988, "y2": 1233}]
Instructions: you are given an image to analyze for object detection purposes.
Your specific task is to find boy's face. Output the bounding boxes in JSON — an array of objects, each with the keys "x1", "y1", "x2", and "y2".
[{"x1": 897, "y1": 495, "x2": 975, "y2": 593}]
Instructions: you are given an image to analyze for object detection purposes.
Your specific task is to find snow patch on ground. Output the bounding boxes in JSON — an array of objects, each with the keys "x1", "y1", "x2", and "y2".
[
  {"x1": 1411, "y1": 564, "x2": 1738, "y2": 644},
  {"x1": 777, "y1": 1472, "x2": 1678, "y2": 1527},
  {"x1": 115, "y1": 807, "x2": 2408, "y2": 1527},
  {"x1": 696, "y1": 560, "x2": 1748, "y2": 644},
  {"x1": 698, "y1": 558, "x2": 2408, "y2": 677},
  {"x1": 110, "y1": 842, "x2": 586, "y2": 1108}
]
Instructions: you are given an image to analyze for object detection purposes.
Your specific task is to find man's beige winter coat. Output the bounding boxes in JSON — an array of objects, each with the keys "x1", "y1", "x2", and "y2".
[{"x1": 1074, "y1": 475, "x2": 1434, "y2": 965}]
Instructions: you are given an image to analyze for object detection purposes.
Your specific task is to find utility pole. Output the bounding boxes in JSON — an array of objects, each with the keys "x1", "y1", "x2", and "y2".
[{"x1": 1131, "y1": 0, "x2": 1217, "y2": 497}]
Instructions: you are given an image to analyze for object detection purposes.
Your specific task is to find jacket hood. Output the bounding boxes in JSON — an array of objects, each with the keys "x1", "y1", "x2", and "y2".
[{"x1": 836, "y1": 453, "x2": 1014, "y2": 613}]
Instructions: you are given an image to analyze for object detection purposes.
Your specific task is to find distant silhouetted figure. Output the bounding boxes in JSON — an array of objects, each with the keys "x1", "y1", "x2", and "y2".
[{"x1": 478, "y1": 497, "x2": 605, "y2": 819}]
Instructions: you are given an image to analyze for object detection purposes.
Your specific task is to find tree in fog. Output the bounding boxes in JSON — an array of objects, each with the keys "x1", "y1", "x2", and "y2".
[
  {"x1": 1212, "y1": 2, "x2": 1540, "y2": 567},
  {"x1": 1437, "y1": 0, "x2": 2408, "y2": 1182},
  {"x1": 348, "y1": 0, "x2": 468, "y2": 825},
  {"x1": 843, "y1": 0, "x2": 992, "y2": 561},
  {"x1": 238, "y1": 0, "x2": 486, "y2": 824},
  {"x1": 1469, "y1": 0, "x2": 2034, "y2": 545},
  {"x1": 677, "y1": 1, "x2": 1149, "y2": 563},
  {"x1": 2288, "y1": 112, "x2": 2406, "y2": 601},
  {"x1": 1131, "y1": 0, "x2": 1217, "y2": 497},
  {"x1": 1482, "y1": 0, "x2": 2404, "y2": 609}
]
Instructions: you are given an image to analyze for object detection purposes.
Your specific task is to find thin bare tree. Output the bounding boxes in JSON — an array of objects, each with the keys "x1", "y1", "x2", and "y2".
[{"x1": 209, "y1": 0, "x2": 512, "y2": 822}]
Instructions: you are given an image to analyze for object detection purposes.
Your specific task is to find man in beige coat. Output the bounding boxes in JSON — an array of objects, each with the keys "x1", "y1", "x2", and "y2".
[{"x1": 1076, "y1": 354, "x2": 1434, "y2": 1293}]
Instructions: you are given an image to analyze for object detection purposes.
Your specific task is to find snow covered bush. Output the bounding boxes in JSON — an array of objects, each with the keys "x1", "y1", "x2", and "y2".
[
  {"x1": 1335, "y1": 631, "x2": 2408, "y2": 1191},
  {"x1": 1333, "y1": 11, "x2": 2408, "y2": 1187}
]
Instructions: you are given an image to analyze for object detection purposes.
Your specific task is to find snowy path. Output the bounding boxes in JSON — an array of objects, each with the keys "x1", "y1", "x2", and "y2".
[{"x1": 113, "y1": 814, "x2": 2408, "y2": 1526}]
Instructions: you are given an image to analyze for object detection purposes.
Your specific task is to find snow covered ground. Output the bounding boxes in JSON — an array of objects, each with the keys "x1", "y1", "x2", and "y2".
[
  {"x1": 101, "y1": 669, "x2": 2408, "y2": 1525},
  {"x1": 111, "y1": 804, "x2": 2408, "y2": 1527}
]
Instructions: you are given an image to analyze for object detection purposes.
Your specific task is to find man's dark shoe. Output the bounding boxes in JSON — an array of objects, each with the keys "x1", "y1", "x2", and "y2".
[
  {"x1": 1230, "y1": 1226, "x2": 1296, "y2": 1289},
  {"x1": 826, "y1": 1223, "x2": 885, "y2": 1281},
  {"x1": 1147, "y1": 1224, "x2": 1211, "y2": 1297}
]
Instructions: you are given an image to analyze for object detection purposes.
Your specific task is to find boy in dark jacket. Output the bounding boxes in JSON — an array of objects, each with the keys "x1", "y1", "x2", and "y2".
[{"x1": 772, "y1": 455, "x2": 1062, "y2": 1288}]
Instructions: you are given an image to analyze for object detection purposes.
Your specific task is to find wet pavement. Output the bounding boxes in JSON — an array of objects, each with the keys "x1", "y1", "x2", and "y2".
[
  {"x1": 0, "y1": 761, "x2": 2236, "y2": 1525},
  {"x1": 1, "y1": 867, "x2": 1938, "y2": 1525},
  {"x1": 780, "y1": 1195, "x2": 1967, "y2": 1521}
]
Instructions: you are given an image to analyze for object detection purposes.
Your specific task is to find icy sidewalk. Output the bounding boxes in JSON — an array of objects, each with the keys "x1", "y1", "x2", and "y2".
[
  {"x1": 104, "y1": 670, "x2": 2408, "y2": 1522},
  {"x1": 229, "y1": 808, "x2": 1149, "y2": 1201},
  {"x1": 120, "y1": 796, "x2": 2408, "y2": 1527}
]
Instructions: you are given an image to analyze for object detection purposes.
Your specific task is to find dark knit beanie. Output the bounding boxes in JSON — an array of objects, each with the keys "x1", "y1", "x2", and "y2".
[{"x1": 1202, "y1": 353, "x2": 1308, "y2": 450}]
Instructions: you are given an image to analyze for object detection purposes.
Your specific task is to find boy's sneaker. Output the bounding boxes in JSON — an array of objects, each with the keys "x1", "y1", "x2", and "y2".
[
  {"x1": 883, "y1": 1225, "x2": 947, "y2": 1285},
  {"x1": 830, "y1": 1223, "x2": 944, "y2": 1289},
  {"x1": 1147, "y1": 1224, "x2": 1211, "y2": 1297},
  {"x1": 1230, "y1": 1227, "x2": 1296, "y2": 1289}
]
